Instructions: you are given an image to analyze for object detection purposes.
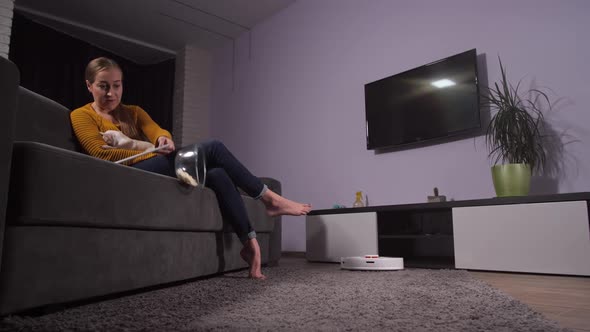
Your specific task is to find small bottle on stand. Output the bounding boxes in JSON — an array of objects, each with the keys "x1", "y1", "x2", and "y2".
[{"x1": 353, "y1": 191, "x2": 365, "y2": 208}]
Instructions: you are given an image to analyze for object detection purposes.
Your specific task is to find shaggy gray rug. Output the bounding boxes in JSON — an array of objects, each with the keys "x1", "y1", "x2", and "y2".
[{"x1": 0, "y1": 259, "x2": 569, "y2": 331}]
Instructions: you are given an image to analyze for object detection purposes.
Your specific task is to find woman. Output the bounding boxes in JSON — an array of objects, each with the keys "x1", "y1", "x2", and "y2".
[{"x1": 71, "y1": 57, "x2": 312, "y2": 280}]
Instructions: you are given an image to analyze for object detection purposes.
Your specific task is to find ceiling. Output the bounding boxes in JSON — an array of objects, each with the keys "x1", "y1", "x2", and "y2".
[{"x1": 14, "y1": 0, "x2": 295, "y2": 64}]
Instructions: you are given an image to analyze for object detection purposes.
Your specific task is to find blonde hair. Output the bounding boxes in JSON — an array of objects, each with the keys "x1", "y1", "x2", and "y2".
[{"x1": 85, "y1": 57, "x2": 141, "y2": 139}]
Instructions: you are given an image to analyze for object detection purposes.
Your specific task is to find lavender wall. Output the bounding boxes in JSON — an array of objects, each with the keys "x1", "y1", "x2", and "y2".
[{"x1": 211, "y1": 0, "x2": 590, "y2": 251}]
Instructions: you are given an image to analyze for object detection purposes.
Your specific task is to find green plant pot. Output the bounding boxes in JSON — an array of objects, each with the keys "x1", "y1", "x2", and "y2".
[{"x1": 491, "y1": 164, "x2": 532, "y2": 197}]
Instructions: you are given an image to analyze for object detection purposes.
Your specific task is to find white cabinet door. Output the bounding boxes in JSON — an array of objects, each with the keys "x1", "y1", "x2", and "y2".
[
  {"x1": 306, "y1": 212, "x2": 378, "y2": 262},
  {"x1": 453, "y1": 201, "x2": 590, "y2": 275}
]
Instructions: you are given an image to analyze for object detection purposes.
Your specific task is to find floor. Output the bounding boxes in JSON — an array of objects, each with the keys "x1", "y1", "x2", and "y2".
[
  {"x1": 282, "y1": 253, "x2": 590, "y2": 331},
  {"x1": 471, "y1": 271, "x2": 590, "y2": 332}
]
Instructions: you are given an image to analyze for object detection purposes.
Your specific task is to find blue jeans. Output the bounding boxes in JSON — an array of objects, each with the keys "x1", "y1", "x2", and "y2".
[{"x1": 132, "y1": 139, "x2": 268, "y2": 243}]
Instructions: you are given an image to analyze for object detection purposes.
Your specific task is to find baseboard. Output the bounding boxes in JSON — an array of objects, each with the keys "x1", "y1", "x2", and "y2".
[{"x1": 281, "y1": 251, "x2": 305, "y2": 258}]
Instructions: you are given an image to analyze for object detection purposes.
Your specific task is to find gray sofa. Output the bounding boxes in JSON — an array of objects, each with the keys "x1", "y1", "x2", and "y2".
[{"x1": 0, "y1": 56, "x2": 282, "y2": 315}]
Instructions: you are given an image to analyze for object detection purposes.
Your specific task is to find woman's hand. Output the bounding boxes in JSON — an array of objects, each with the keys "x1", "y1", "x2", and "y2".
[{"x1": 156, "y1": 136, "x2": 176, "y2": 154}]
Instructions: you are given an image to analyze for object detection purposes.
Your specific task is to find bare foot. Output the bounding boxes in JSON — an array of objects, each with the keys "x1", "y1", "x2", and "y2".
[
  {"x1": 261, "y1": 189, "x2": 312, "y2": 217},
  {"x1": 240, "y1": 239, "x2": 266, "y2": 280}
]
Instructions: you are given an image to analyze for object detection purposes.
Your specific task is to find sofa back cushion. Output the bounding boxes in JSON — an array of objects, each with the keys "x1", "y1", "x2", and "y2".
[{"x1": 14, "y1": 87, "x2": 79, "y2": 152}]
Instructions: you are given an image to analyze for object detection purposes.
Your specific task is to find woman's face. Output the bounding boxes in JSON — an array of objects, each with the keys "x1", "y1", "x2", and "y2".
[{"x1": 86, "y1": 68, "x2": 123, "y2": 112}]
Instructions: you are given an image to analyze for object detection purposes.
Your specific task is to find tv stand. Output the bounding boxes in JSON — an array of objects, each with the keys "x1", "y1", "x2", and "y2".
[{"x1": 306, "y1": 192, "x2": 590, "y2": 276}]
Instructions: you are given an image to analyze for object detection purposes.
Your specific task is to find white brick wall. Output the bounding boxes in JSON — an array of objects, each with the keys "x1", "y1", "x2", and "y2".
[
  {"x1": 0, "y1": 0, "x2": 14, "y2": 59},
  {"x1": 173, "y1": 45, "x2": 211, "y2": 147},
  {"x1": 173, "y1": 48, "x2": 186, "y2": 145}
]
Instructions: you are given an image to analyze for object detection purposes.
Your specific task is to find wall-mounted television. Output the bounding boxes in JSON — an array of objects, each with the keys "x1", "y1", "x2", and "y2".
[{"x1": 364, "y1": 49, "x2": 480, "y2": 150}]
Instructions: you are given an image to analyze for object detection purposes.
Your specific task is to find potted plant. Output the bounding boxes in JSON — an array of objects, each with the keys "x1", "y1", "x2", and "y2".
[{"x1": 482, "y1": 57, "x2": 551, "y2": 197}]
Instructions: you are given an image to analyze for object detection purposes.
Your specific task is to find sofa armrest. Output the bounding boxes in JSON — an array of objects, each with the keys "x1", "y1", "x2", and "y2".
[
  {"x1": 260, "y1": 177, "x2": 281, "y2": 195},
  {"x1": 260, "y1": 177, "x2": 283, "y2": 266},
  {"x1": 0, "y1": 56, "x2": 20, "y2": 273}
]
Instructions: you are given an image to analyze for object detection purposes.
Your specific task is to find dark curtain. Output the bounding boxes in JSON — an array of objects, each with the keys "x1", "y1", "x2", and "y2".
[{"x1": 8, "y1": 12, "x2": 175, "y2": 133}]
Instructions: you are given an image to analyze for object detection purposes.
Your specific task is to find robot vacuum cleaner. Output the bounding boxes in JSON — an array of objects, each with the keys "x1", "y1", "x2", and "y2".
[{"x1": 340, "y1": 255, "x2": 404, "y2": 271}]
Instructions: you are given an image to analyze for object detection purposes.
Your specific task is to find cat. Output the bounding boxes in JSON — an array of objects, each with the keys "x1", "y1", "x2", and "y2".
[{"x1": 100, "y1": 130, "x2": 155, "y2": 151}]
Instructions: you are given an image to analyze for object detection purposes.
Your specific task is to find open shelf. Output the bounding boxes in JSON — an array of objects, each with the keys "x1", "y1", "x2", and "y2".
[
  {"x1": 379, "y1": 234, "x2": 453, "y2": 239},
  {"x1": 401, "y1": 256, "x2": 455, "y2": 269},
  {"x1": 377, "y1": 209, "x2": 454, "y2": 268}
]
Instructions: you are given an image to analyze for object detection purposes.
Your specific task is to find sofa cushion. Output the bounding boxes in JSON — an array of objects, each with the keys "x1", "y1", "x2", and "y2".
[
  {"x1": 8, "y1": 142, "x2": 275, "y2": 233},
  {"x1": 8, "y1": 142, "x2": 223, "y2": 231}
]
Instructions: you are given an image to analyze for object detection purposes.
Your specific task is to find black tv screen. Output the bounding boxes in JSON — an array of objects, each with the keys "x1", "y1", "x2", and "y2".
[{"x1": 365, "y1": 49, "x2": 480, "y2": 150}]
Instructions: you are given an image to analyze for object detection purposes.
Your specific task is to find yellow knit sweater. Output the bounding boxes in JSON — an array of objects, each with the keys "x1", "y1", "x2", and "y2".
[{"x1": 70, "y1": 103, "x2": 172, "y2": 165}]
